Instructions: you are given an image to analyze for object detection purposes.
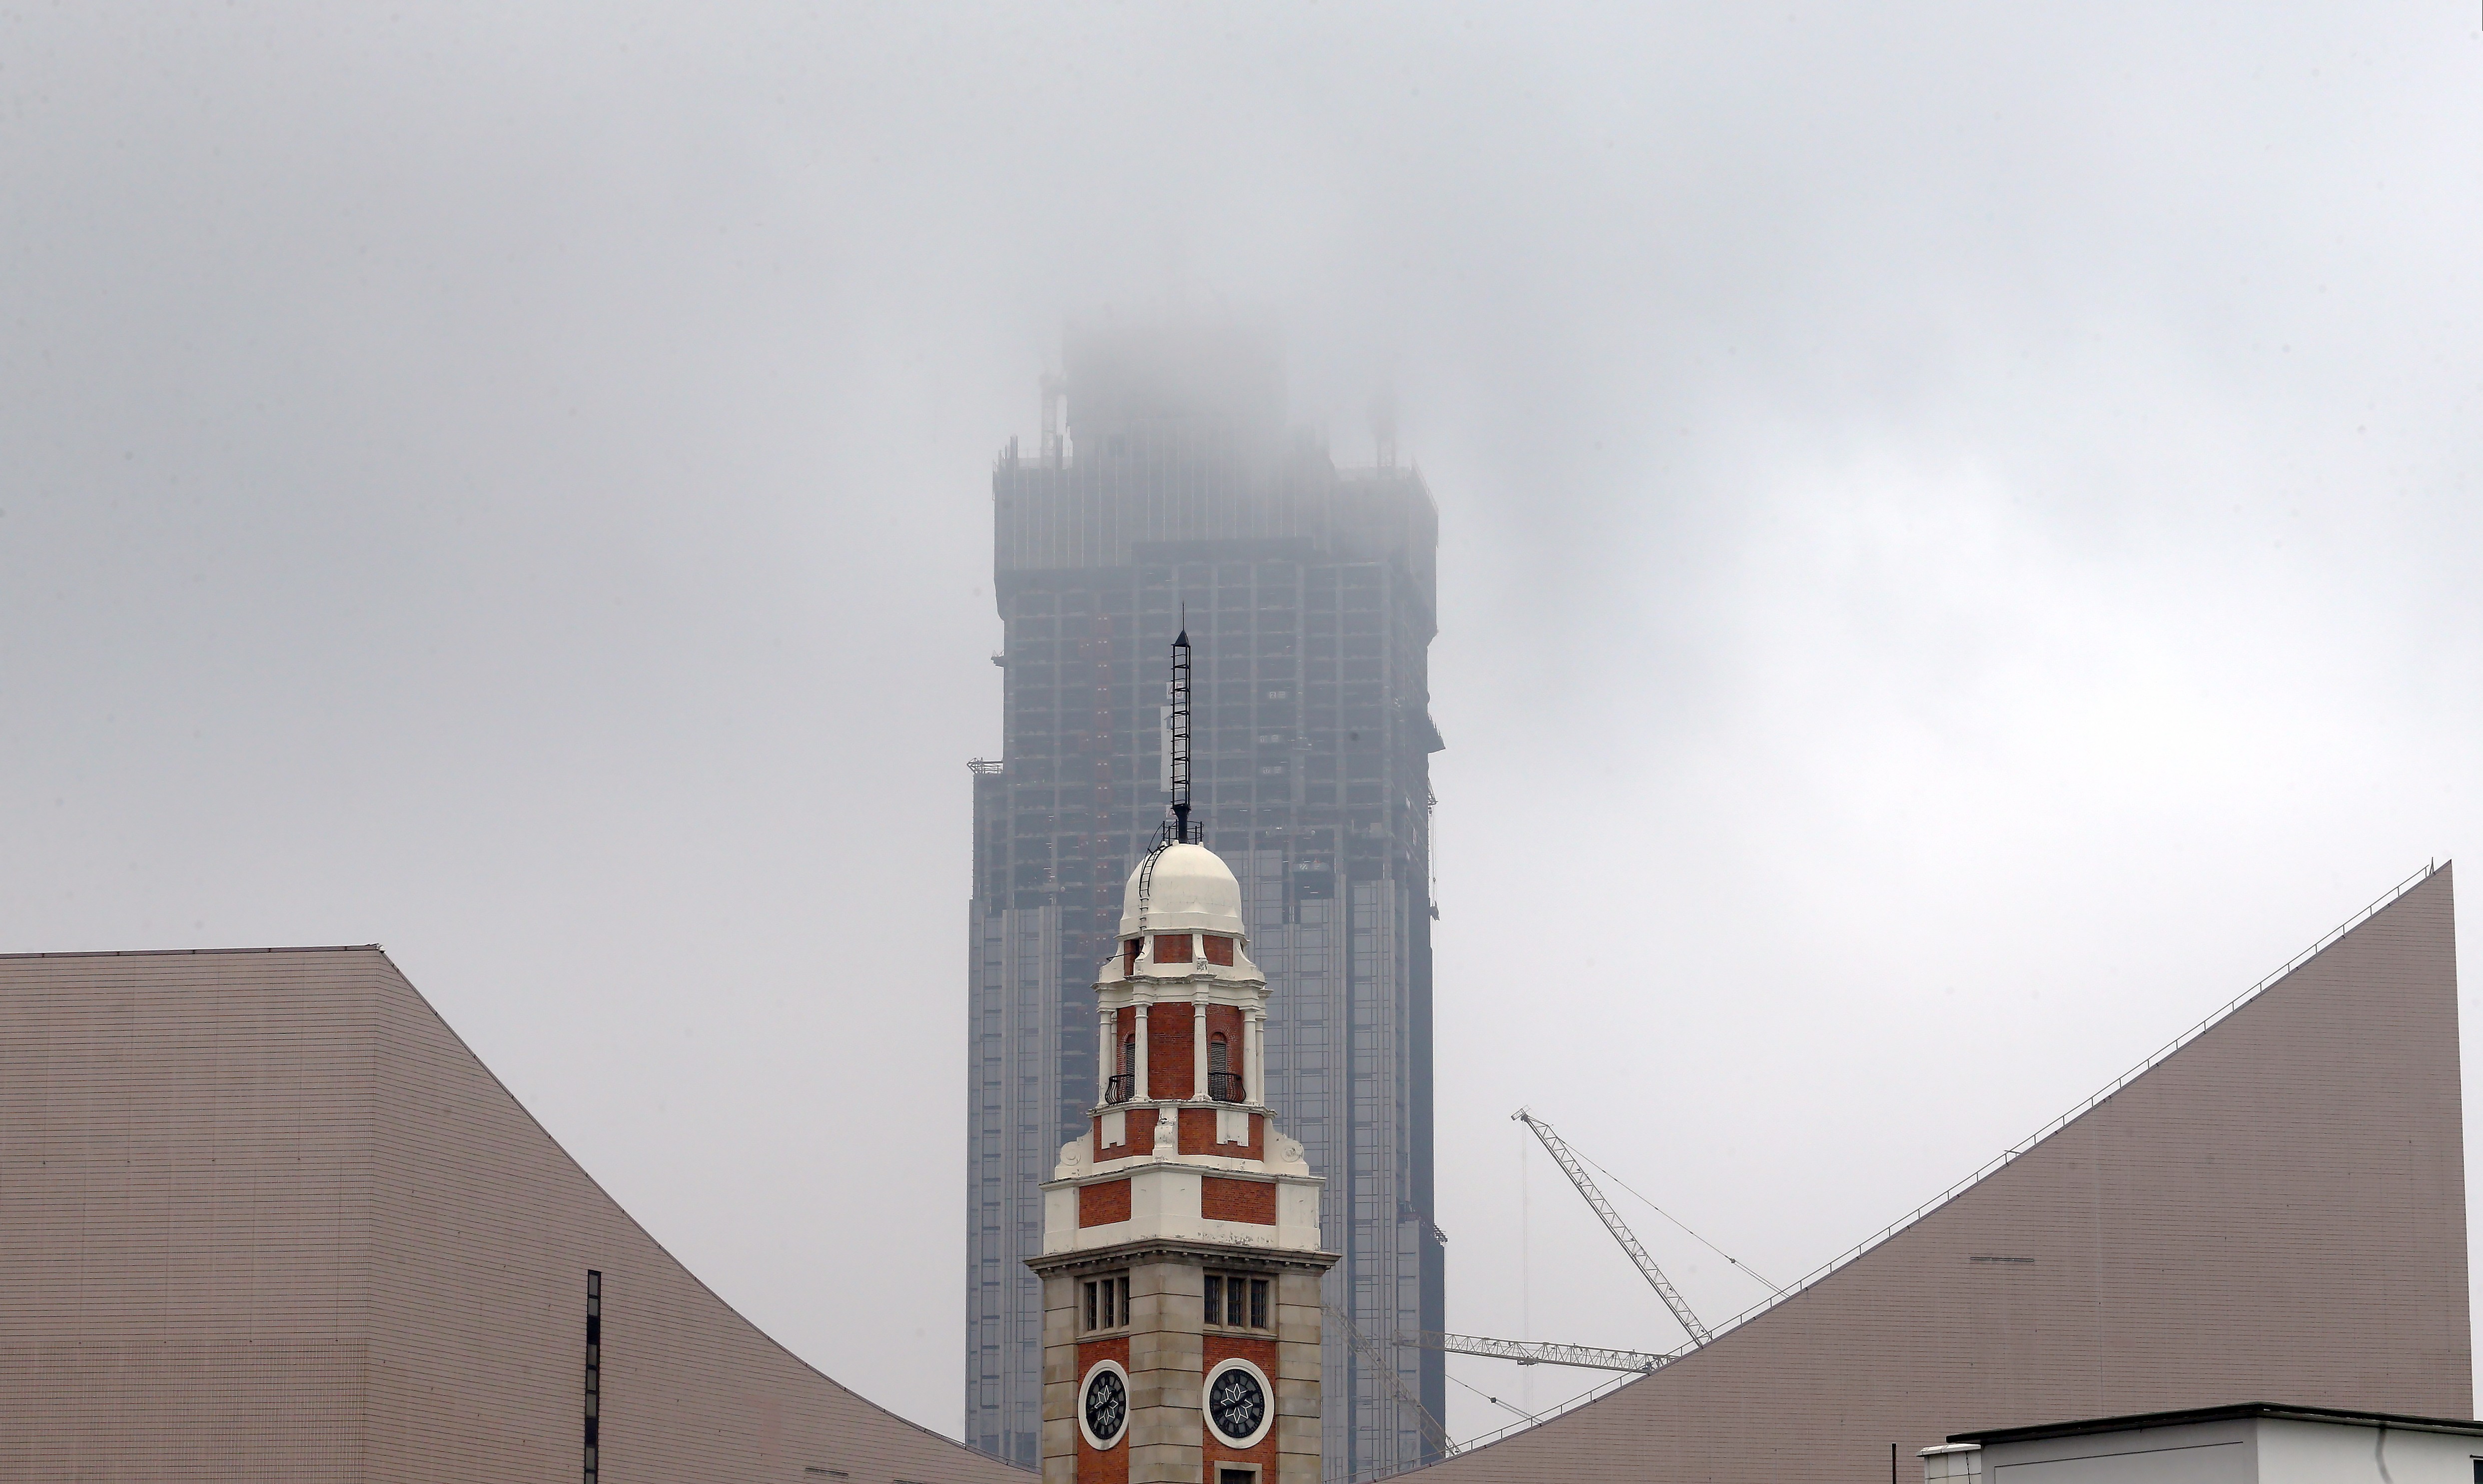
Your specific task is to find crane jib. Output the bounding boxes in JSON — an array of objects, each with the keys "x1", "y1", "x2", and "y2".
[{"x1": 1512, "y1": 1108, "x2": 1715, "y2": 1348}]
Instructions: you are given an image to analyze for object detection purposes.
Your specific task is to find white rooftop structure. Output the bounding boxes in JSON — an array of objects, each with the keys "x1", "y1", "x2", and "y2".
[
  {"x1": 1933, "y1": 1404, "x2": 2483, "y2": 1484},
  {"x1": 1117, "y1": 840, "x2": 1248, "y2": 940}
]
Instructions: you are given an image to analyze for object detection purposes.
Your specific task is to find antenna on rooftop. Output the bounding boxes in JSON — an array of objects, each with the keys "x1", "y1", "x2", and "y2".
[{"x1": 1164, "y1": 617, "x2": 1196, "y2": 845}]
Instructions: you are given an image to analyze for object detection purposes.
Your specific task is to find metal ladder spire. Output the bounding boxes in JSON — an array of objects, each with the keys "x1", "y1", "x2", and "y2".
[
  {"x1": 1135, "y1": 623, "x2": 1197, "y2": 925},
  {"x1": 1163, "y1": 622, "x2": 1195, "y2": 846},
  {"x1": 1512, "y1": 1108, "x2": 1713, "y2": 1347}
]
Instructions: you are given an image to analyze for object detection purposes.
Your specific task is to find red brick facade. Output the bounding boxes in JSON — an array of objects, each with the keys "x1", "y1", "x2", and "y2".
[
  {"x1": 1200, "y1": 1177, "x2": 1277, "y2": 1226},
  {"x1": 1074, "y1": 1335, "x2": 1131, "y2": 1484},
  {"x1": 1094, "y1": 1113, "x2": 1137, "y2": 1157},
  {"x1": 1146, "y1": 1006, "x2": 1194, "y2": 1100},
  {"x1": 1078, "y1": 1178, "x2": 1132, "y2": 1228},
  {"x1": 1201, "y1": 1334, "x2": 1282, "y2": 1480},
  {"x1": 1107, "y1": 1001, "x2": 1251, "y2": 1113},
  {"x1": 1178, "y1": 1108, "x2": 1264, "y2": 1160}
]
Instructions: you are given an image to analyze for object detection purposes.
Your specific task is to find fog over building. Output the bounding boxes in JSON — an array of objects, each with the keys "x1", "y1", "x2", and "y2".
[{"x1": 964, "y1": 325, "x2": 1447, "y2": 1475}]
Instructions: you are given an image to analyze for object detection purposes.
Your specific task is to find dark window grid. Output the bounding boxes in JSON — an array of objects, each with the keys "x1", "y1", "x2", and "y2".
[
  {"x1": 1204, "y1": 1273, "x2": 1273, "y2": 1330},
  {"x1": 583, "y1": 1271, "x2": 603, "y2": 1484}
]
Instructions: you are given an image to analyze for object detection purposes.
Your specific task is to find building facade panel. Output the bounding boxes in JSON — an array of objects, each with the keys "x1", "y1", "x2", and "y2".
[
  {"x1": 1403, "y1": 865, "x2": 2466, "y2": 1484},
  {"x1": 0, "y1": 951, "x2": 380, "y2": 1480},
  {"x1": 0, "y1": 946, "x2": 1031, "y2": 1484}
]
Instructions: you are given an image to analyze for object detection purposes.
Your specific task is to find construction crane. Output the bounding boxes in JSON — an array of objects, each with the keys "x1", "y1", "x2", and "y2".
[
  {"x1": 1513, "y1": 1107, "x2": 1713, "y2": 1347},
  {"x1": 1388, "y1": 1109, "x2": 1722, "y2": 1399},
  {"x1": 1406, "y1": 1331, "x2": 1682, "y2": 1374}
]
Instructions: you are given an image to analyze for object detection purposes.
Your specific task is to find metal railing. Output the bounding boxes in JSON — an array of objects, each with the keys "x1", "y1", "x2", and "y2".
[{"x1": 1099, "y1": 1072, "x2": 1247, "y2": 1105}]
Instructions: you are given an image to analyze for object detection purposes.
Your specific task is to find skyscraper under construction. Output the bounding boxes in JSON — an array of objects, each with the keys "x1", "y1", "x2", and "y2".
[{"x1": 964, "y1": 325, "x2": 1446, "y2": 1477}]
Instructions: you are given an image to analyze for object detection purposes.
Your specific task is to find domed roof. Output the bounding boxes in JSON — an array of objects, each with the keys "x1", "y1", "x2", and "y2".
[{"x1": 1119, "y1": 842, "x2": 1247, "y2": 940}]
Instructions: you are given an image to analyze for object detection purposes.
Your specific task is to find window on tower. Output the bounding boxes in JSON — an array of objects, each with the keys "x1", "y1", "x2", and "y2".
[
  {"x1": 1203, "y1": 1272, "x2": 1271, "y2": 1331},
  {"x1": 1081, "y1": 1273, "x2": 1131, "y2": 1333}
]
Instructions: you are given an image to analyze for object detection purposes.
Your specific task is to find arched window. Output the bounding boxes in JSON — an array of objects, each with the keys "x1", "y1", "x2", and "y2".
[{"x1": 1210, "y1": 1034, "x2": 1237, "y2": 1102}]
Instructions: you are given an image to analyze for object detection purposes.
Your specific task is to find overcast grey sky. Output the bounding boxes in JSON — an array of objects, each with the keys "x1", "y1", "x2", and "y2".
[{"x1": 6, "y1": 1, "x2": 2480, "y2": 1441}]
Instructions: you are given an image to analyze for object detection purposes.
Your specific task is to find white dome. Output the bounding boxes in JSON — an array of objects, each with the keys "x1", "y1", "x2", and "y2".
[{"x1": 1118, "y1": 842, "x2": 1247, "y2": 940}]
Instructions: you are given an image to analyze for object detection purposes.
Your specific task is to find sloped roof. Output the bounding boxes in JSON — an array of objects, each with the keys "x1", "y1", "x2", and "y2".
[
  {"x1": 0, "y1": 944, "x2": 1031, "y2": 1483},
  {"x1": 1396, "y1": 864, "x2": 2467, "y2": 1484}
]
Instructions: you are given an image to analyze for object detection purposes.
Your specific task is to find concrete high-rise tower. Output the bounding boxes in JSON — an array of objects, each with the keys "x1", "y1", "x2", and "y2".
[{"x1": 966, "y1": 325, "x2": 1445, "y2": 1476}]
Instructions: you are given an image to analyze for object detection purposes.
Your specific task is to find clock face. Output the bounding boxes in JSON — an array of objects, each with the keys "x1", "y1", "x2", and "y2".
[
  {"x1": 1206, "y1": 1365, "x2": 1267, "y2": 1444},
  {"x1": 1081, "y1": 1366, "x2": 1128, "y2": 1447}
]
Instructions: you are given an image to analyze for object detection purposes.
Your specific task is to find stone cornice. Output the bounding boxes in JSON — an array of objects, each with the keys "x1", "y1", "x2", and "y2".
[{"x1": 1026, "y1": 1236, "x2": 1341, "y2": 1278}]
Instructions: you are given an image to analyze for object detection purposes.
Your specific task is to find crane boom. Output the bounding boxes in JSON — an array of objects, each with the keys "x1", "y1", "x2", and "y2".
[
  {"x1": 1513, "y1": 1108, "x2": 1713, "y2": 1347},
  {"x1": 1399, "y1": 1330, "x2": 1682, "y2": 1374}
]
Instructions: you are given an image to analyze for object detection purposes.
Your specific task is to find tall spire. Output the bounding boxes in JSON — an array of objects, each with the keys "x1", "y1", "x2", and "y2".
[{"x1": 1166, "y1": 622, "x2": 1196, "y2": 845}]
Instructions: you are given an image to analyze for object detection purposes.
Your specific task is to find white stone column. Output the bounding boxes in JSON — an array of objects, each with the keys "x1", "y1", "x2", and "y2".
[
  {"x1": 1133, "y1": 1000, "x2": 1151, "y2": 1101},
  {"x1": 1097, "y1": 1009, "x2": 1114, "y2": 1103},
  {"x1": 1191, "y1": 995, "x2": 1209, "y2": 1100},
  {"x1": 1244, "y1": 1007, "x2": 1265, "y2": 1106}
]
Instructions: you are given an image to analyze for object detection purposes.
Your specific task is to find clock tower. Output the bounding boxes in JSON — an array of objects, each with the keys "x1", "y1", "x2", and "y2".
[{"x1": 1029, "y1": 634, "x2": 1334, "y2": 1484}]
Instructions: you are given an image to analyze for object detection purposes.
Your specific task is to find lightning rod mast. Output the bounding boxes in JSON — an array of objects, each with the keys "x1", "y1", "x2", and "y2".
[{"x1": 1164, "y1": 625, "x2": 1195, "y2": 845}]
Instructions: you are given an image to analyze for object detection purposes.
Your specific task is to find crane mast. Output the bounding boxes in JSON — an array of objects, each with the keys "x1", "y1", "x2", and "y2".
[{"x1": 1513, "y1": 1108, "x2": 1713, "y2": 1347}]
